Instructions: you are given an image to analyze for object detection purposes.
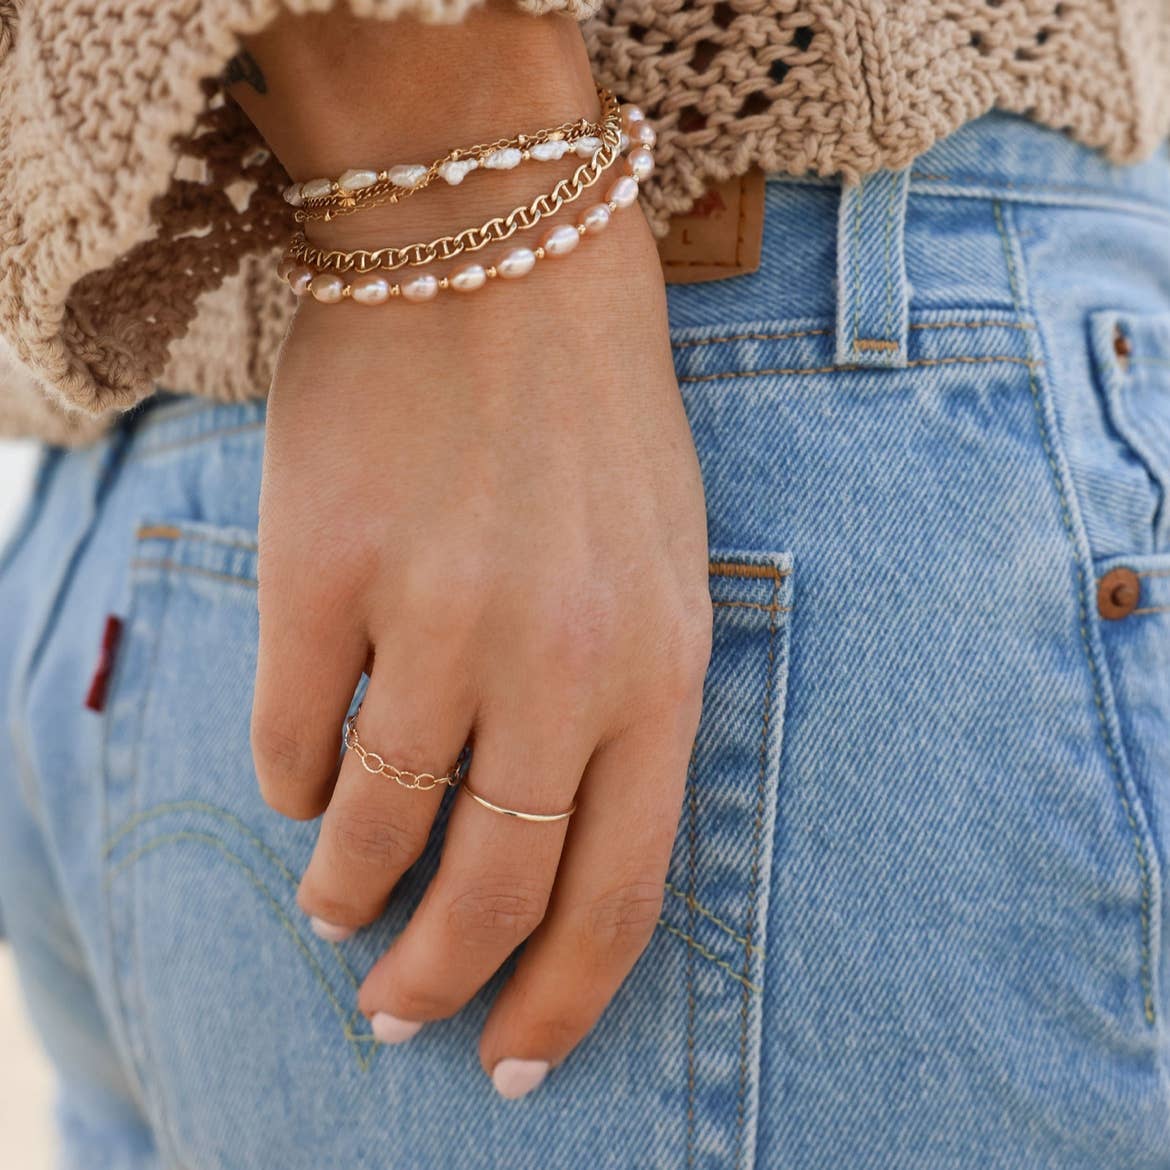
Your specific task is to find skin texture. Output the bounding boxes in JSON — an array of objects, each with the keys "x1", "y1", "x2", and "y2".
[{"x1": 230, "y1": 2, "x2": 712, "y2": 1095}]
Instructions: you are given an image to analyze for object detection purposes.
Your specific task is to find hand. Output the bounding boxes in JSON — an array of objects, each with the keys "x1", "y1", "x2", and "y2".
[{"x1": 237, "y1": 4, "x2": 712, "y2": 1098}]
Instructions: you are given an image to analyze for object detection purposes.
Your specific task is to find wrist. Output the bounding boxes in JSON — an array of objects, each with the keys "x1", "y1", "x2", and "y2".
[{"x1": 230, "y1": 2, "x2": 596, "y2": 179}]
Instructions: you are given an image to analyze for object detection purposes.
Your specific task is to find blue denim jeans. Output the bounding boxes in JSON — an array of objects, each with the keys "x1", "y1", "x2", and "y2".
[{"x1": 2, "y1": 112, "x2": 1170, "y2": 1169}]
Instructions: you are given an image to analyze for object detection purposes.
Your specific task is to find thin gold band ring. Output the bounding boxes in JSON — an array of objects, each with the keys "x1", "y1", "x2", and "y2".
[{"x1": 460, "y1": 780, "x2": 576, "y2": 824}]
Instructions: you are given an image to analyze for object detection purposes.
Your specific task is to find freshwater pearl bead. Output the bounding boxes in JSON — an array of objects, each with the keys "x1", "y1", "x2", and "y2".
[
  {"x1": 450, "y1": 263, "x2": 487, "y2": 292},
  {"x1": 439, "y1": 159, "x2": 478, "y2": 185},
  {"x1": 287, "y1": 266, "x2": 315, "y2": 296},
  {"x1": 283, "y1": 183, "x2": 303, "y2": 207},
  {"x1": 483, "y1": 147, "x2": 522, "y2": 170},
  {"x1": 300, "y1": 178, "x2": 333, "y2": 200},
  {"x1": 277, "y1": 256, "x2": 295, "y2": 281},
  {"x1": 498, "y1": 247, "x2": 536, "y2": 279},
  {"x1": 338, "y1": 168, "x2": 379, "y2": 193},
  {"x1": 607, "y1": 175, "x2": 640, "y2": 209},
  {"x1": 622, "y1": 103, "x2": 646, "y2": 129},
  {"x1": 577, "y1": 203, "x2": 612, "y2": 234},
  {"x1": 530, "y1": 140, "x2": 569, "y2": 161},
  {"x1": 401, "y1": 273, "x2": 439, "y2": 302},
  {"x1": 540, "y1": 223, "x2": 581, "y2": 257},
  {"x1": 626, "y1": 146, "x2": 655, "y2": 181},
  {"x1": 574, "y1": 136, "x2": 602, "y2": 158},
  {"x1": 630, "y1": 122, "x2": 657, "y2": 149},
  {"x1": 350, "y1": 273, "x2": 393, "y2": 305},
  {"x1": 388, "y1": 164, "x2": 428, "y2": 189},
  {"x1": 309, "y1": 273, "x2": 346, "y2": 303}
]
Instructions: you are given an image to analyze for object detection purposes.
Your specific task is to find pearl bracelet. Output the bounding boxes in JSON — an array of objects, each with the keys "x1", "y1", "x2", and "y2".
[
  {"x1": 279, "y1": 148, "x2": 654, "y2": 306},
  {"x1": 286, "y1": 88, "x2": 647, "y2": 223}
]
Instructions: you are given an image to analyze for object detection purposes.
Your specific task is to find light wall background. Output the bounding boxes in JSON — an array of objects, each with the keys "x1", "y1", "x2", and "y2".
[{"x1": 0, "y1": 438, "x2": 58, "y2": 1170}]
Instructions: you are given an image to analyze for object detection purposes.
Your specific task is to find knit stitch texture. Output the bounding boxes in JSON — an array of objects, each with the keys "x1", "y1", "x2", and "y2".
[{"x1": 1, "y1": 0, "x2": 1167, "y2": 444}]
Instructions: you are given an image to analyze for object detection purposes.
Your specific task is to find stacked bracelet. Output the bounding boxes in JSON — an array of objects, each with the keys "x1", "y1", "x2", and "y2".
[{"x1": 277, "y1": 89, "x2": 655, "y2": 307}]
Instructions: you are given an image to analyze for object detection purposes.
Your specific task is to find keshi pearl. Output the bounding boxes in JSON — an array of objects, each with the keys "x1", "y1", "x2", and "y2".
[
  {"x1": 401, "y1": 273, "x2": 439, "y2": 302},
  {"x1": 287, "y1": 266, "x2": 315, "y2": 296},
  {"x1": 439, "y1": 159, "x2": 478, "y2": 185},
  {"x1": 574, "y1": 135, "x2": 603, "y2": 158},
  {"x1": 540, "y1": 223, "x2": 581, "y2": 257},
  {"x1": 577, "y1": 203, "x2": 612, "y2": 234},
  {"x1": 622, "y1": 103, "x2": 646, "y2": 129},
  {"x1": 309, "y1": 273, "x2": 345, "y2": 303},
  {"x1": 630, "y1": 121, "x2": 657, "y2": 149},
  {"x1": 530, "y1": 140, "x2": 569, "y2": 161},
  {"x1": 449, "y1": 263, "x2": 487, "y2": 292},
  {"x1": 388, "y1": 164, "x2": 428, "y2": 189},
  {"x1": 283, "y1": 183, "x2": 303, "y2": 207},
  {"x1": 626, "y1": 146, "x2": 655, "y2": 181},
  {"x1": 607, "y1": 174, "x2": 641, "y2": 209},
  {"x1": 338, "y1": 168, "x2": 378, "y2": 193},
  {"x1": 300, "y1": 178, "x2": 333, "y2": 200},
  {"x1": 350, "y1": 273, "x2": 392, "y2": 305},
  {"x1": 498, "y1": 247, "x2": 536, "y2": 279},
  {"x1": 483, "y1": 147, "x2": 522, "y2": 170}
]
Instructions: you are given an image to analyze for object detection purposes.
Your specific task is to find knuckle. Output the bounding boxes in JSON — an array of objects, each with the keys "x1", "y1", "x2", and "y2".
[
  {"x1": 251, "y1": 718, "x2": 325, "y2": 820},
  {"x1": 580, "y1": 879, "x2": 664, "y2": 954},
  {"x1": 446, "y1": 878, "x2": 549, "y2": 948},
  {"x1": 659, "y1": 600, "x2": 714, "y2": 700},
  {"x1": 328, "y1": 808, "x2": 421, "y2": 872}
]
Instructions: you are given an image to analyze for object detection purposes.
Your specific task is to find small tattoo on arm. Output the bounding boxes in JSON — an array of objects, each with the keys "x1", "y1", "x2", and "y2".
[{"x1": 223, "y1": 49, "x2": 267, "y2": 94}]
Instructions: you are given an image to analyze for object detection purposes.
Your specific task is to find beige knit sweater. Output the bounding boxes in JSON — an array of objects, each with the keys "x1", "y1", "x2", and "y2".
[{"x1": 2, "y1": 0, "x2": 1168, "y2": 446}]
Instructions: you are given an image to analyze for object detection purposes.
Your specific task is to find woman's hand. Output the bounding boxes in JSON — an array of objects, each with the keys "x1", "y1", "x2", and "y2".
[{"x1": 234, "y1": 3, "x2": 712, "y2": 1097}]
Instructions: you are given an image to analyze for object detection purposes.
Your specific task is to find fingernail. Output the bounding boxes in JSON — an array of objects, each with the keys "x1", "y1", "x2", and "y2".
[
  {"x1": 371, "y1": 1012, "x2": 424, "y2": 1045},
  {"x1": 309, "y1": 917, "x2": 354, "y2": 943},
  {"x1": 491, "y1": 1058, "x2": 549, "y2": 1100}
]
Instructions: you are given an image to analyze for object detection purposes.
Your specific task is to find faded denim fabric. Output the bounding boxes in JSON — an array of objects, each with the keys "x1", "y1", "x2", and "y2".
[{"x1": 1, "y1": 111, "x2": 1169, "y2": 1169}]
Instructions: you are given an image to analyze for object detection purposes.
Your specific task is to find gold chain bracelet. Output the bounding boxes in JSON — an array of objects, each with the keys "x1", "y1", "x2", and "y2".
[
  {"x1": 292, "y1": 87, "x2": 618, "y2": 223},
  {"x1": 287, "y1": 111, "x2": 624, "y2": 275}
]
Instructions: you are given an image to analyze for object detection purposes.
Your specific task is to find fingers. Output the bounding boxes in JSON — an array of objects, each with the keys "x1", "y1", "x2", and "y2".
[
  {"x1": 357, "y1": 716, "x2": 588, "y2": 1044},
  {"x1": 478, "y1": 706, "x2": 697, "y2": 1098},
  {"x1": 251, "y1": 569, "x2": 367, "y2": 820},
  {"x1": 297, "y1": 665, "x2": 473, "y2": 944}
]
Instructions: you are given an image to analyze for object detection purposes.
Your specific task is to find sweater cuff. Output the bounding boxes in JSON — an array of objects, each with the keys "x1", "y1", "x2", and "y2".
[{"x1": 0, "y1": 0, "x2": 600, "y2": 422}]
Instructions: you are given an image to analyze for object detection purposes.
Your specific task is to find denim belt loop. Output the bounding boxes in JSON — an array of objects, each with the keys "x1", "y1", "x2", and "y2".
[{"x1": 835, "y1": 167, "x2": 912, "y2": 368}]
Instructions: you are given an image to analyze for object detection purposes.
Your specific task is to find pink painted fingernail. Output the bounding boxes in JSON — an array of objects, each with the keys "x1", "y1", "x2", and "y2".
[
  {"x1": 309, "y1": 917, "x2": 354, "y2": 943},
  {"x1": 371, "y1": 1012, "x2": 424, "y2": 1045},
  {"x1": 491, "y1": 1058, "x2": 549, "y2": 1100}
]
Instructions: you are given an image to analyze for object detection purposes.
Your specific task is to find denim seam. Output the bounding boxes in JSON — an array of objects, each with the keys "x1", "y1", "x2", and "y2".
[
  {"x1": 126, "y1": 568, "x2": 183, "y2": 1162},
  {"x1": 679, "y1": 354, "x2": 1040, "y2": 385},
  {"x1": 672, "y1": 321, "x2": 1032, "y2": 352},
  {"x1": 105, "y1": 800, "x2": 363, "y2": 995},
  {"x1": 135, "y1": 526, "x2": 259, "y2": 553},
  {"x1": 129, "y1": 560, "x2": 258, "y2": 589},
  {"x1": 126, "y1": 421, "x2": 266, "y2": 462},
  {"x1": 665, "y1": 880, "x2": 764, "y2": 955},
  {"x1": 993, "y1": 198, "x2": 1158, "y2": 1026},
  {"x1": 736, "y1": 570, "x2": 779, "y2": 1170},
  {"x1": 106, "y1": 831, "x2": 377, "y2": 1070},
  {"x1": 1134, "y1": 606, "x2": 1170, "y2": 616},
  {"x1": 880, "y1": 174, "x2": 899, "y2": 342},
  {"x1": 850, "y1": 180, "x2": 864, "y2": 350},
  {"x1": 683, "y1": 741, "x2": 699, "y2": 1170},
  {"x1": 657, "y1": 921, "x2": 760, "y2": 993},
  {"x1": 1138, "y1": 569, "x2": 1170, "y2": 578},
  {"x1": 711, "y1": 601, "x2": 791, "y2": 613}
]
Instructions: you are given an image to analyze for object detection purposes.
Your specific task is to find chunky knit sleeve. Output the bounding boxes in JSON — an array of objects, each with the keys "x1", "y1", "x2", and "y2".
[{"x1": 0, "y1": 0, "x2": 599, "y2": 430}]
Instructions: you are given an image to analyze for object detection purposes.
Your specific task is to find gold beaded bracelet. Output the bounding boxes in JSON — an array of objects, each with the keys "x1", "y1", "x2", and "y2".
[{"x1": 288, "y1": 86, "x2": 619, "y2": 223}]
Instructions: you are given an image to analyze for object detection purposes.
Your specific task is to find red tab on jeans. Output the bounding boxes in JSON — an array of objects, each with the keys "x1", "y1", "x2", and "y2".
[{"x1": 84, "y1": 615, "x2": 124, "y2": 713}]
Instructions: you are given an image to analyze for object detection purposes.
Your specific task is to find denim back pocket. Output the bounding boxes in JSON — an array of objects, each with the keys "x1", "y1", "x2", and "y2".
[{"x1": 100, "y1": 519, "x2": 794, "y2": 1170}]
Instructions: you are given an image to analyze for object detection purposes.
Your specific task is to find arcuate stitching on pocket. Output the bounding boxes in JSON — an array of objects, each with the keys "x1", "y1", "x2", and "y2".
[
  {"x1": 105, "y1": 800, "x2": 365, "y2": 998},
  {"x1": 995, "y1": 199, "x2": 1158, "y2": 1026},
  {"x1": 130, "y1": 559, "x2": 258, "y2": 589},
  {"x1": 135, "y1": 524, "x2": 259, "y2": 554},
  {"x1": 106, "y1": 831, "x2": 377, "y2": 1070}
]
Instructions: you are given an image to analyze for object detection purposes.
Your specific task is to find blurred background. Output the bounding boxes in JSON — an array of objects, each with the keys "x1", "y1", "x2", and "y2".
[{"x1": 0, "y1": 437, "x2": 59, "y2": 1168}]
